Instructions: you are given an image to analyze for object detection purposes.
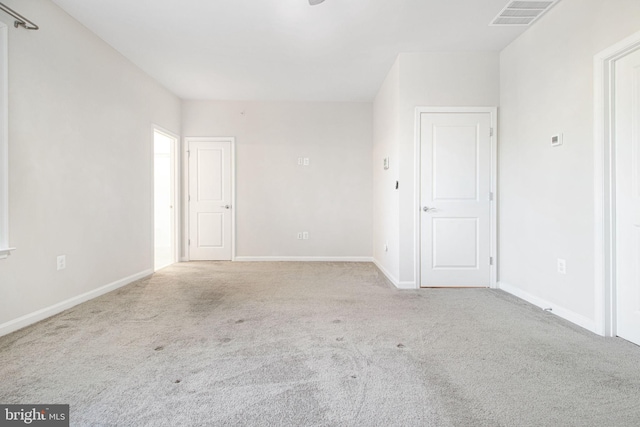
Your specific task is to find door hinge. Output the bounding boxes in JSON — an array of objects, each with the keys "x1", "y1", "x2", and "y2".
[
  {"x1": 490, "y1": 257, "x2": 494, "y2": 266},
  {"x1": 490, "y1": 128, "x2": 494, "y2": 137},
  {"x1": 489, "y1": 192, "x2": 494, "y2": 201},
  {"x1": 188, "y1": 195, "x2": 191, "y2": 202},
  {"x1": 188, "y1": 239, "x2": 191, "y2": 246}
]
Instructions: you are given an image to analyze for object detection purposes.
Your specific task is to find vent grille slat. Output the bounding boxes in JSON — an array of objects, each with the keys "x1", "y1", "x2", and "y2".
[
  {"x1": 508, "y1": 1, "x2": 553, "y2": 8},
  {"x1": 501, "y1": 9, "x2": 543, "y2": 17},
  {"x1": 490, "y1": 0, "x2": 560, "y2": 27},
  {"x1": 494, "y1": 17, "x2": 535, "y2": 25}
]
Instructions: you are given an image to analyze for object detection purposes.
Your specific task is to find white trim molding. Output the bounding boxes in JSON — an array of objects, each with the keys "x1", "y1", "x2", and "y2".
[
  {"x1": 397, "y1": 281, "x2": 418, "y2": 290},
  {"x1": 0, "y1": 269, "x2": 153, "y2": 337},
  {"x1": 0, "y1": 247, "x2": 15, "y2": 260},
  {"x1": 372, "y1": 259, "x2": 417, "y2": 289},
  {"x1": 593, "y1": 30, "x2": 640, "y2": 337},
  {"x1": 0, "y1": 21, "x2": 12, "y2": 260},
  {"x1": 413, "y1": 106, "x2": 498, "y2": 289},
  {"x1": 373, "y1": 258, "x2": 399, "y2": 287},
  {"x1": 498, "y1": 282, "x2": 598, "y2": 334}
]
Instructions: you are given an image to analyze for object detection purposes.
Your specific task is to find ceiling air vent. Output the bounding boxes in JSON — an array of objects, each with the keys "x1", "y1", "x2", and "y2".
[{"x1": 490, "y1": 0, "x2": 561, "y2": 26}]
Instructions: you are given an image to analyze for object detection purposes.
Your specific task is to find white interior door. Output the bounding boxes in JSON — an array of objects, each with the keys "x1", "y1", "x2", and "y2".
[
  {"x1": 420, "y1": 112, "x2": 492, "y2": 287},
  {"x1": 188, "y1": 139, "x2": 232, "y2": 261},
  {"x1": 154, "y1": 130, "x2": 177, "y2": 271},
  {"x1": 615, "y1": 48, "x2": 640, "y2": 345}
]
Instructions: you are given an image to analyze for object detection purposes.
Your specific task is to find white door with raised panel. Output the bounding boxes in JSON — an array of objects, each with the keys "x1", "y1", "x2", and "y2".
[
  {"x1": 188, "y1": 139, "x2": 233, "y2": 261},
  {"x1": 420, "y1": 112, "x2": 492, "y2": 287},
  {"x1": 615, "y1": 49, "x2": 640, "y2": 345}
]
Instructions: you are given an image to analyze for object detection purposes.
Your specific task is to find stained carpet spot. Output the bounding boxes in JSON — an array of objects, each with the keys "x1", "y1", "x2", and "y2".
[
  {"x1": 235, "y1": 319, "x2": 244, "y2": 324},
  {"x1": 221, "y1": 338, "x2": 232, "y2": 343},
  {"x1": 336, "y1": 337, "x2": 344, "y2": 341},
  {"x1": 397, "y1": 343, "x2": 405, "y2": 348},
  {"x1": 332, "y1": 319, "x2": 341, "y2": 324},
  {"x1": 154, "y1": 346, "x2": 164, "y2": 351},
  {"x1": 174, "y1": 380, "x2": 181, "y2": 384}
]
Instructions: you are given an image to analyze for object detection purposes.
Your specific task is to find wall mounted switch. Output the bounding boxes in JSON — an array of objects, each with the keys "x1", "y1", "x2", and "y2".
[
  {"x1": 557, "y1": 258, "x2": 566, "y2": 274},
  {"x1": 57, "y1": 255, "x2": 66, "y2": 271}
]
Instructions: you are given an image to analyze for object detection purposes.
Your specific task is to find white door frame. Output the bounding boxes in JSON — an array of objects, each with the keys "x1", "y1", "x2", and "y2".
[
  {"x1": 414, "y1": 107, "x2": 498, "y2": 289},
  {"x1": 594, "y1": 30, "x2": 640, "y2": 337},
  {"x1": 184, "y1": 136, "x2": 236, "y2": 261},
  {"x1": 0, "y1": 21, "x2": 14, "y2": 260},
  {"x1": 152, "y1": 125, "x2": 180, "y2": 269}
]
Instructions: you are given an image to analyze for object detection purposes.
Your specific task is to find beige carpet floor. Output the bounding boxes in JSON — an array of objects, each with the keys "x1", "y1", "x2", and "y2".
[{"x1": 1, "y1": 261, "x2": 639, "y2": 426}]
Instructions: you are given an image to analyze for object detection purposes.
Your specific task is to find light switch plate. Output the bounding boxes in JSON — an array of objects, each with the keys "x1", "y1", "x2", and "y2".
[{"x1": 57, "y1": 255, "x2": 66, "y2": 271}]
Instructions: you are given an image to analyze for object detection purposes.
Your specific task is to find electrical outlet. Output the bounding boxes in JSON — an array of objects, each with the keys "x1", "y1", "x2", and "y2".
[
  {"x1": 302, "y1": 232, "x2": 309, "y2": 240},
  {"x1": 557, "y1": 258, "x2": 566, "y2": 274},
  {"x1": 297, "y1": 232, "x2": 303, "y2": 240},
  {"x1": 57, "y1": 255, "x2": 66, "y2": 271}
]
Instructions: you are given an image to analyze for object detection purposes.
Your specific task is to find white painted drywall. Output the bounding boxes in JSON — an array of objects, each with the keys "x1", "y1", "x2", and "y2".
[
  {"x1": 182, "y1": 101, "x2": 372, "y2": 259},
  {"x1": 0, "y1": 0, "x2": 181, "y2": 329},
  {"x1": 376, "y1": 52, "x2": 500, "y2": 286},
  {"x1": 398, "y1": 52, "x2": 500, "y2": 285},
  {"x1": 499, "y1": 0, "x2": 640, "y2": 325},
  {"x1": 372, "y1": 58, "x2": 401, "y2": 284}
]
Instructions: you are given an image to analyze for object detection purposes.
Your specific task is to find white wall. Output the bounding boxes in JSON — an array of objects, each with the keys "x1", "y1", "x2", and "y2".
[
  {"x1": 6, "y1": 0, "x2": 632, "y2": 339},
  {"x1": 372, "y1": 58, "x2": 400, "y2": 283},
  {"x1": 499, "y1": 0, "x2": 640, "y2": 330},
  {"x1": 0, "y1": 0, "x2": 181, "y2": 332},
  {"x1": 398, "y1": 52, "x2": 500, "y2": 285},
  {"x1": 182, "y1": 101, "x2": 372, "y2": 260},
  {"x1": 373, "y1": 52, "x2": 500, "y2": 286}
]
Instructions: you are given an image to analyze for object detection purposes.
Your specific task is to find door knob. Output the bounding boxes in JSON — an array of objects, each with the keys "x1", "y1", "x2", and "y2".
[
  {"x1": 423, "y1": 206, "x2": 436, "y2": 212},
  {"x1": 221, "y1": 205, "x2": 231, "y2": 209}
]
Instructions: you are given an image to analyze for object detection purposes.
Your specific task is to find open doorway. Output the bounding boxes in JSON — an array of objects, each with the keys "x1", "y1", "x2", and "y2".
[{"x1": 154, "y1": 128, "x2": 179, "y2": 271}]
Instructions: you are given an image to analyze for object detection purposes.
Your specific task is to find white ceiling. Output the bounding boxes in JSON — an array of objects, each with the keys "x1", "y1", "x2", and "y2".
[{"x1": 51, "y1": 0, "x2": 530, "y2": 102}]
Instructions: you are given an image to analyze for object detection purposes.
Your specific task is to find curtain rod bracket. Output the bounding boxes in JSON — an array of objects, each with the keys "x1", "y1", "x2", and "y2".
[{"x1": 0, "y1": 2, "x2": 38, "y2": 31}]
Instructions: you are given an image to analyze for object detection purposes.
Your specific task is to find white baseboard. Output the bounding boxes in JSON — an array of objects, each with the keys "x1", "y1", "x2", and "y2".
[
  {"x1": 372, "y1": 258, "x2": 416, "y2": 289},
  {"x1": 0, "y1": 269, "x2": 153, "y2": 337},
  {"x1": 372, "y1": 258, "x2": 398, "y2": 286},
  {"x1": 498, "y1": 281, "x2": 597, "y2": 334},
  {"x1": 234, "y1": 256, "x2": 373, "y2": 262},
  {"x1": 397, "y1": 281, "x2": 418, "y2": 290}
]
